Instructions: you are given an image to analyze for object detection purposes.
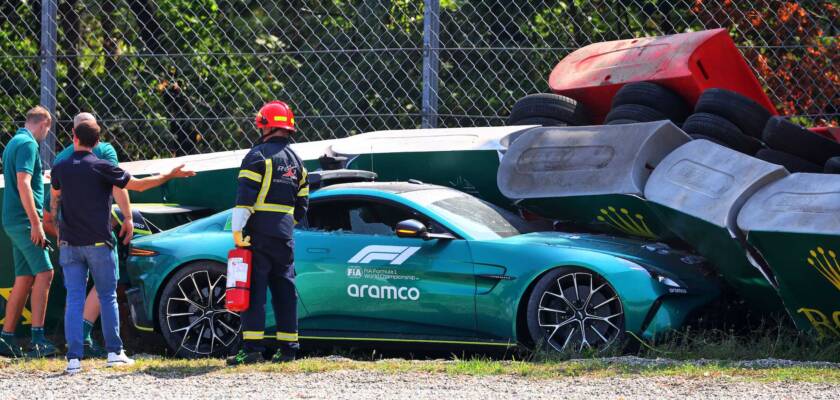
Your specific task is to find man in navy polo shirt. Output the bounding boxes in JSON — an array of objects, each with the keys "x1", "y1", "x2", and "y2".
[
  {"x1": 50, "y1": 121, "x2": 195, "y2": 373},
  {"x1": 44, "y1": 112, "x2": 132, "y2": 358}
]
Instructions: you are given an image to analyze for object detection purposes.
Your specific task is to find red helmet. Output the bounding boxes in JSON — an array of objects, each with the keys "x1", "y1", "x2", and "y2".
[{"x1": 255, "y1": 100, "x2": 296, "y2": 132}]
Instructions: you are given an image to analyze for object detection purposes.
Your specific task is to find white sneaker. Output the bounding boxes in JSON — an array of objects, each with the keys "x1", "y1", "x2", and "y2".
[
  {"x1": 65, "y1": 358, "x2": 81, "y2": 374},
  {"x1": 106, "y1": 350, "x2": 135, "y2": 367}
]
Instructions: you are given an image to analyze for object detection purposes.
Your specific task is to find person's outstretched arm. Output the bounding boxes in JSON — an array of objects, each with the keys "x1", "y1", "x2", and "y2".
[{"x1": 124, "y1": 164, "x2": 196, "y2": 192}]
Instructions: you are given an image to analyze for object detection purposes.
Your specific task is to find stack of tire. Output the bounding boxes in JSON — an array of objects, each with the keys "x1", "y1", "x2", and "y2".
[
  {"x1": 507, "y1": 93, "x2": 590, "y2": 127},
  {"x1": 604, "y1": 82, "x2": 691, "y2": 127},
  {"x1": 762, "y1": 116, "x2": 840, "y2": 173},
  {"x1": 680, "y1": 88, "x2": 770, "y2": 156}
]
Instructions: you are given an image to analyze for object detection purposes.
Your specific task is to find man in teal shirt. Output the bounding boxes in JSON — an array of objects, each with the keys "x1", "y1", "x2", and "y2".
[
  {"x1": 1, "y1": 106, "x2": 56, "y2": 357},
  {"x1": 44, "y1": 112, "x2": 132, "y2": 358}
]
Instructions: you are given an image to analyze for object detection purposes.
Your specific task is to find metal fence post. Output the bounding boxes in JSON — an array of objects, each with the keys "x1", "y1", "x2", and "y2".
[
  {"x1": 39, "y1": 0, "x2": 58, "y2": 167},
  {"x1": 421, "y1": 0, "x2": 440, "y2": 129}
]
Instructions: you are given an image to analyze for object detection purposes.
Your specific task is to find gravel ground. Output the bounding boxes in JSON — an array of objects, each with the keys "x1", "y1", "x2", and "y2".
[{"x1": 0, "y1": 367, "x2": 838, "y2": 400}]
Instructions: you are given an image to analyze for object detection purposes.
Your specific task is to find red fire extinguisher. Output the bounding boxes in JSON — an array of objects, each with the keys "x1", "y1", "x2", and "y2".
[{"x1": 226, "y1": 248, "x2": 252, "y2": 312}]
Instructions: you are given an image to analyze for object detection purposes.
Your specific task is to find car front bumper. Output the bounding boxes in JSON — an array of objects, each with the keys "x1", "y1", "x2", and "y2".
[{"x1": 126, "y1": 286, "x2": 155, "y2": 332}]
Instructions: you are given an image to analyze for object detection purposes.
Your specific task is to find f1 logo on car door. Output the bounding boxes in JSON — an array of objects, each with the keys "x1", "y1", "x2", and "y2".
[{"x1": 348, "y1": 245, "x2": 420, "y2": 265}]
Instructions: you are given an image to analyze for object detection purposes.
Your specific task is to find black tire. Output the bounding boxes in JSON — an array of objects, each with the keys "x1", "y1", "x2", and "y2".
[
  {"x1": 605, "y1": 119, "x2": 640, "y2": 125},
  {"x1": 689, "y1": 134, "x2": 729, "y2": 147},
  {"x1": 694, "y1": 88, "x2": 773, "y2": 138},
  {"x1": 510, "y1": 116, "x2": 569, "y2": 127},
  {"x1": 825, "y1": 157, "x2": 840, "y2": 174},
  {"x1": 755, "y1": 149, "x2": 822, "y2": 173},
  {"x1": 611, "y1": 82, "x2": 691, "y2": 123},
  {"x1": 605, "y1": 104, "x2": 669, "y2": 124},
  {"x1": 682, "y1": 112, "x2": 765, "y2": 155},
  {"x1": 158, "y1": 261, "x2": 241, "y2": 358},
  {"x1": 508, "y1": 93, "x2": 590, "y2": 126},
  {"x1": 763, "y1": 116, "x2": 840, "y2": 165},
  {"x1": 525, "y1": 267, "x2": 624, "y2": 354}
]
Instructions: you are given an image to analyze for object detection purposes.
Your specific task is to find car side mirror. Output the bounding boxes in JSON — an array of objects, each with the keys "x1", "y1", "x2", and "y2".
[
  {"x1": 396, "y1": 219, "x2": 428, "y2": 239},
  {"x1": 396, "y1": 219, "x2": 456, "y2": 241}
]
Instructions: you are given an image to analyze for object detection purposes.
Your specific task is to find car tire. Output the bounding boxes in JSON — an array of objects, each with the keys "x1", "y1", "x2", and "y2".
[
  {"x1": 605, "y1": 118, "x2": 640, "y2": 125},
  {"x1": 694, "y1": 88, "x2": 773, "y2": 138},
  {"x1": 158, "y1": 261, "x2": 241, "y2": 358},
  {"x1": 755, "y1": 149, "x2": 822, "y2": 173},
  {"x1": 605, "y1": 104, "x2": 669, "y2": 124},
  {"x1": 762, "y1": 116, "x2": 840, "y2": 165},
  {"x1": 682, "y1": 112, "x2": 765, "y2": 155},
  {"x1": 611, "y1": 82, "x2": 691, "y2": 123},
  {"x1": 825, "y1": 157, "x2": 840, "y2": 174},
  {"x1": 508, "y1": 93, "x2": 590, "y2": 126},
  {"x1": 525, "y1": 267, "x2": 624, "y2": 354},
  {"x1": 510, "y1": 116, "x2": 569, "y2": 127}
]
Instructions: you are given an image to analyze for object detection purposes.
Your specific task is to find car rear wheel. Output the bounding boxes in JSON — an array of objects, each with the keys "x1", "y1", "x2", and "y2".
[
  {"x1": 525, "y1": 268, "x2": 624, "y2": 353},
  {"x1": 157, "y1": 261, "x2": 241, "y2": 358}
]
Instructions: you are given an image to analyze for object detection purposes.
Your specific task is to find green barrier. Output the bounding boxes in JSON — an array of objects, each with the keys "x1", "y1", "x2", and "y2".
[
  {"x1": 645, "y1": 140, "x2": 788, "y2": 314},
  {"x1": 496, "y1": 122, "x2": 691, "y2": 240},
  {"x1": 335, "y1": 126, "x2": 531, "y2": 210},
  {"x1": 739, "y1": 173, "x2": 840, "y2": 337}
]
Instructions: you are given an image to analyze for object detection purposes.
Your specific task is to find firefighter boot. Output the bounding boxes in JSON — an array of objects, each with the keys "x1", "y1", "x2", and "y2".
[{"x1": 226, "y1": 349, "x2": 263, "y2": 366}]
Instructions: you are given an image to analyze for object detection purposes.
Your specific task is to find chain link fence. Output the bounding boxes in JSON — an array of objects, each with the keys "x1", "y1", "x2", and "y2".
[{"x1": 0, "y1": 1, "x2": 837, "y2": 171}]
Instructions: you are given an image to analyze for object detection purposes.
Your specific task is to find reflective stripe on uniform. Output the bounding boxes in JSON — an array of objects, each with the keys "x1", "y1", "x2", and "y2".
[
  {"x1": 276, "y1": 331, "x2": 298, "y2": 342},
  {"x1": 243, "y1": 331, "x2": 264, "y2": 340},
  {"x1": 252, "y1": 158, "x2": 295, "y2": 214},
  {"x1": 253, "y1": 203, "x2": 294, "y2": 213},
  {"x1": 238, "y1": 169, "x2": 262, "y2": 183},
  {"x1": 299, "y1": 169, "x2": 307, "y2": 186},
  {"x1": 296, "y1": 187, "x2": 309, "y2": 197}
]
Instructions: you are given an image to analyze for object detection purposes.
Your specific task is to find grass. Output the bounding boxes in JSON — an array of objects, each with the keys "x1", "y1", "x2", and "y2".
[
  {"x1": 3, "y1": 326, "x2": 839, "y2": 383},
  {"x1": 2, "y1": 354, "x2": 839, "y2": 383}
]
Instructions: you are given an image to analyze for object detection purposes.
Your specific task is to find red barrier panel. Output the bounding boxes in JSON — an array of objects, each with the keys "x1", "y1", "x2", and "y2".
[
  {"x1": 549, "y1": 29, "x2": 777, "y2": 124},
  {"x1": 810, "y1": 126, "x2": 840, "y2": 142}
]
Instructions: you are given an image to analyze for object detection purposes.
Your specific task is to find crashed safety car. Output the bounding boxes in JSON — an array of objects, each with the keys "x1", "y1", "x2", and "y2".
[{"x1": 125, "y1": 180, "x2": 719, "y2": 358}]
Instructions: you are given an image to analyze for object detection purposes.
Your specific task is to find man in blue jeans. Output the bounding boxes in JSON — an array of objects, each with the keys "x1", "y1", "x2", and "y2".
[{"x1": 50, "y1": 121, "x2": 195, "y2": 373}]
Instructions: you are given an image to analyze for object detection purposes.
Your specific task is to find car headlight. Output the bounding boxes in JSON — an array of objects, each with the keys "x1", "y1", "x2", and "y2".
[{"x1": 656, "y1": 274, "x2": 687, "y2": 294}]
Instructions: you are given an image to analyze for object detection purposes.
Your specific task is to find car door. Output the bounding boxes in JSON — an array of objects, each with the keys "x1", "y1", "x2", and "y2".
[{"x1": 296, "y1": 196, "x2": 476, "y2": 339}]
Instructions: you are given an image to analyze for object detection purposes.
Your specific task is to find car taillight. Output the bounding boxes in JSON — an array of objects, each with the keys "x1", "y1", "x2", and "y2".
[{"x1": 129, "y1": 247, "x2": 158, "y2": 257}]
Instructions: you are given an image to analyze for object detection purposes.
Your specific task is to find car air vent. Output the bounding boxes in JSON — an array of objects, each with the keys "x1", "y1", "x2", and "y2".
[{"x1": 318, "y1": 154, "x2": 348, "y2": 170}]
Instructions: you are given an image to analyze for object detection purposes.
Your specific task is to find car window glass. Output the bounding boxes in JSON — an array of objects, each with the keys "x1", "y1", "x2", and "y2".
[
  {"x1": 305, "y1": 199, "x2": 435, "y2": 237},
  {"x1": 401, "y1": 188, "x2": 524, "y2": 239}
]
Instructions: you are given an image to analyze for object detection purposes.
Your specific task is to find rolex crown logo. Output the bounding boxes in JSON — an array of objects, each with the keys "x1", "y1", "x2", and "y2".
[
  {"x1": 595, "y1": 206, "x2": 656, "y2": 239},
  {"x1": 807, "y1": 246, "x2": 840, "y2": 292}
]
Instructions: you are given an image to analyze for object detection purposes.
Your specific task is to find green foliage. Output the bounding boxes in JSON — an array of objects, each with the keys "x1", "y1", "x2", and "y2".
[{"x1": 0, "y1": 0, "x2": 835, "y2": 170}]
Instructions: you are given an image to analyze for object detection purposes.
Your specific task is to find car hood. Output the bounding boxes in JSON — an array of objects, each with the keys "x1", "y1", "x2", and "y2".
[{"x1": 498, "y1": 231, "x2": 715, "y2": 284}]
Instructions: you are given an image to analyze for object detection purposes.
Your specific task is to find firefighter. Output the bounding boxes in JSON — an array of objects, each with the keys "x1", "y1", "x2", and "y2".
[{"x1": 227, "y1": 100, "x2": 308, "y2": 365}]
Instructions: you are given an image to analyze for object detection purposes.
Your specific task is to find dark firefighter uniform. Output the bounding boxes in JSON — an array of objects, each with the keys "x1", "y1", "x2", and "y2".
[{"x1": 234, "y1": 134, "x2": 308, "y2": 357}]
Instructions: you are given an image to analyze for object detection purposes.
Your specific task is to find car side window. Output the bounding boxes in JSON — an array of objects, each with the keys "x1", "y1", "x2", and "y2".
[{"x1": 305, "y1": 199, "x2": 446, "y2": 237}]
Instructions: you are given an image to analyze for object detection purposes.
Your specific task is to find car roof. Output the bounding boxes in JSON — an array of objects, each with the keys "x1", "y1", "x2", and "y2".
[{"x1": 314, "y1": 181, "x2": 447, "y2": 194}]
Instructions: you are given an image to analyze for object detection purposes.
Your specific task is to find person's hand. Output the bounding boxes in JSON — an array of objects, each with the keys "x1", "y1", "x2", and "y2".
[
  {"x1": 30, "y1": 221, "x2": 46, "y2": 247},
  {"x1": 166, "y1": 164, "x2": 196, "y2": 179},
  {"x1": 233, "y1": 231, "x2": 251, "y2": 248},
  {"x1": 120, "y1": 217, "x2": 135, "y2": 245}
]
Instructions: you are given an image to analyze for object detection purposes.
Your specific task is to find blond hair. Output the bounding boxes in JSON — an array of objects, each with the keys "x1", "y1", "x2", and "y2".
[{"x1": 26, "y1": 106, "x2": 52, "y2": 124}]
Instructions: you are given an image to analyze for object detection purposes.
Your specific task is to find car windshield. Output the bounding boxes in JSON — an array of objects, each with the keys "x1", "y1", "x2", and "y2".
[{"x1": 402, "y1": 189, "x2": 529, "y2": 239}]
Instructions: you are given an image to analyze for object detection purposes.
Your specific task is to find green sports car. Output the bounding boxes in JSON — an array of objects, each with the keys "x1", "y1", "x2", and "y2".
[{"x1": 125, "y1": 181, "x2": 720, "y2": 358}]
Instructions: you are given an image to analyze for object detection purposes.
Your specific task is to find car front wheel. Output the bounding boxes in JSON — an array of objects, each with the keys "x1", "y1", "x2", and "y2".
[
  {"x1": 525, "y1": 268, "x2": 624, "y2": 353},
  {"x1": 157, "y1": 261, "x2": 241, "y2": 358}
]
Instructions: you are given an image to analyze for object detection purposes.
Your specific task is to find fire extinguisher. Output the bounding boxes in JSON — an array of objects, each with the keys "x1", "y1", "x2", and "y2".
[{"x1": 226, "y1": 248, "x2": 252, "y2": 312}]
